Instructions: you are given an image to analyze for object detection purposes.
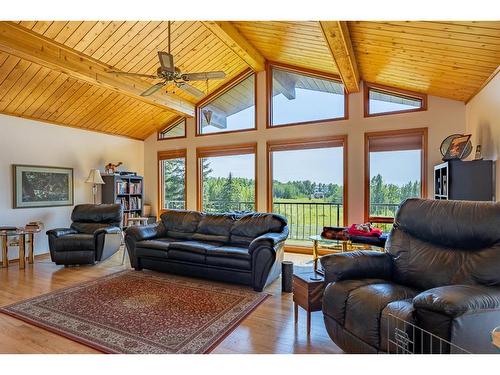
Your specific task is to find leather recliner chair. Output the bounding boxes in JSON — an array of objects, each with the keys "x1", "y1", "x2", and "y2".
[
  {"x1": 321, "y1": 198, "x2": 500, "y2": 354},
  {"x1": 46, "y1": 204, "x2": 123, "y2": 265}
]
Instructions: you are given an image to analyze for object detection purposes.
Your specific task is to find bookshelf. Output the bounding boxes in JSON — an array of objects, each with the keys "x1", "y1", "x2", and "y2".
[
  {"x1": 101, "y1": 174, "x2": 144, "y2": 227},
  {"x1": 434, "y1": 160, "x2": 495, "y2": 201}
]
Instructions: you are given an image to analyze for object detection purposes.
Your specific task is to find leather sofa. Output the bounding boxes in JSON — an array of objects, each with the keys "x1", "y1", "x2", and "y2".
[
  {"x1": 46, "y1": 204, "x2": 123, "y2": 265},
  {"x1": 321, "y1": 198, "x2": 500, "y2": 354},
  {"x1": 125, "y1": 209, "x2": 289, "y2": 291}
]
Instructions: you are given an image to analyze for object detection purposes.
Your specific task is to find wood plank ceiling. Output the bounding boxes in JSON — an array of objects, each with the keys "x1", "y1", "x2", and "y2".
[{"x1": 0, "y1": 20, "x2": 498, "y2": 140}]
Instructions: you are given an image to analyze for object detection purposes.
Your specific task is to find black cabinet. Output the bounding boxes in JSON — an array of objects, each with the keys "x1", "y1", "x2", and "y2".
[{"x1": 434, "y1": 160, "x2": 495, "y2": 201}]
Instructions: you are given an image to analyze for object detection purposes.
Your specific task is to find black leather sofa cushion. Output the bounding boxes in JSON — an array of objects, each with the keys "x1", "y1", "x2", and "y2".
[
  {"x1": 168, "y1": 240, "x2": 222, "y2": 254},
  {"x1": 380, "y1": 299, "x2": 416, "y2": 353},
  {"x1": 343, "y1": 282, "x2": 419, "y2": 348},
  {"x1": 70, "y1": 222, "x2": 114, "y2": 234},
  {"x1": 54, "y1": 234, "x2": 95, "y2": 251},
  {"x1": 160, "y1": 209, "x2": 202, "y2": 239},
  {"x1": 230, "y1": 213, "x2": 286, "y2": 246},
  {"x1": 135, "y1": 239, "x2": 174, "y2": 252},
  {"x1": 192, "y1": 213, "x2": 236, "y2": 243},
  {"x1": 206, "y1": 255, "x2": 251, "y2": 270},
  {"x1": 168, "y1": 249, "x2": 206, "y2": 263},
  {"x1": 136, "y1": 247, "x2": 169, "y2": 259},
  {"x1": 206, "y1": 245, "x2": 251, "y2": 259}
]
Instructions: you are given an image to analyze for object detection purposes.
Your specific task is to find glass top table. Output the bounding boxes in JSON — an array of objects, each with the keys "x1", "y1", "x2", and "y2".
[{"x1": 1, "y1": 227, "x2": 41, "y2": 269}]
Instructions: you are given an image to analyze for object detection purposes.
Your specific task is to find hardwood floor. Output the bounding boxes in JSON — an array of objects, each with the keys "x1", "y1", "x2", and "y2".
[{"x1": 0, "y1": 248, "x2": 342, "y2": 354}]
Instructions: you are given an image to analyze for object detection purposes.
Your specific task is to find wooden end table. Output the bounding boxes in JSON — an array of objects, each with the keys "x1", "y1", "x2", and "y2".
[
  {"x1": 1, "y1": 227, "x2": 40, "y2": 269},
  {"x1": 293, "y1": 267, "x2": 325, "y2": 335}
]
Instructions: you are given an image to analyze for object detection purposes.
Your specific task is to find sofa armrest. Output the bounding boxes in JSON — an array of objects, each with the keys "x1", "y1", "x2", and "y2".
[
  {"x1": 320, "y1": 250, "x2": 393, "y2": 283},
  {"x1": 125, "y1": 222, "x2": 166, "y2": 242},
  {"x1": 248, "y1": 226, "x2": 289, "y2": 254},
  {"x1": 46, "y1": 228, "x2": 78, "y2": 238},
  {"x1": 413, "y1": 285, "x2": 500, "y2": 318}
]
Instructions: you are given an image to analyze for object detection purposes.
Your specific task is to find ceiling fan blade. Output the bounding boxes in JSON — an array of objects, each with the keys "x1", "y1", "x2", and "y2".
[
  {"x1": 140, "y1": 82, "x2": 166, "y2": 97},
  {"x1": 107, "y1": 70, "x2": 158, "y2": 79},
  {"x1": 178, "y1": 83, "x2": 205, "y2": 98},
  {"x1": 158, "y1": 51, "x2": 175, "y2": 73},
  {"x1": 181, "y1": 71, "x2": 226, "y2": 81}
]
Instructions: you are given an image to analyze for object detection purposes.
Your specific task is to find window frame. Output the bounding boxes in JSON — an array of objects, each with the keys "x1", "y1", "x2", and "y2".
[
  {"x1": 364, "y1": 128, "x2": 428, "y2": 223},
  {"x1": 266, "y1": 62, "x2": 348, "y2": 128},
  {"x1": 364, "y1": 82, "x2": 428, "y2": 118},
  {"x1": 195, "y1": 69, "x2": 257, "y2": 137},
  {"x1": 157, "y1": 117, "x2": 187, "y2": 141},
  {"x1": 196, "y1": 143, "x2": 258, "y2": 212},
  {"x1": 157, "y1": 149, "x2": 187, "y2": 216},
  {"x1": 266, "y1": 135, "x2": 348, "y2": 253}
]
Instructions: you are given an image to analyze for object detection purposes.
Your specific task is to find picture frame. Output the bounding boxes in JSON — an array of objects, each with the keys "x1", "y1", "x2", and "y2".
[
  {"x1": 13, "y1": 165, "x2": 74, "y2": 209},
  {"x1": 443, "y1": 134, "x2": 471, "y2": 161}
]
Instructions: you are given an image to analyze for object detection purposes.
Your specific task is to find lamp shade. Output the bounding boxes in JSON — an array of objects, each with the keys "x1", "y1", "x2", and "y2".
[{"x1": 85, "y1": 169, "x2": 105, "y2": 184}]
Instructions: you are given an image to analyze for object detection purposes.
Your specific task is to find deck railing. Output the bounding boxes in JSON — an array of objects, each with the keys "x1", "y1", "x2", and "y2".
[{"x1": 163, "y1": 200, "x2": 399, "y2": 241}]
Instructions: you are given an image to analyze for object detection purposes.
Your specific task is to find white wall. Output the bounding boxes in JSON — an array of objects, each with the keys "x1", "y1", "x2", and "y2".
[
  {"x1": 144, "y1": 72, "x2": 466, "y2": 224},
  {"x1": 0, "y1": 114, "x2": 144, "y2": 261},
  {"x1": 465, "y1": 72, "x2": 500, "y2": 201}
]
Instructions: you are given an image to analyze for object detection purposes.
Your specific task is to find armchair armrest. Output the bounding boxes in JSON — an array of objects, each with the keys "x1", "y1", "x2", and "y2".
[
  {"x1": 320, "y1": 250, "x2": 393, "y2": 283},
  {"x1": 248, "y1": 226, "x2": 289, "y2": 254},
  {"x1": 125, "y1": 222, "x2": 166, "y2": 242},
  {"x1": 413, "y1": 285, "x2": 500, "y2": 318},
  {"x1": 94, "y1": 226, "x2": 121, "y2": 236},
  {"x1": 46, "y1": 228, "x2": 78, "y2": 238}
]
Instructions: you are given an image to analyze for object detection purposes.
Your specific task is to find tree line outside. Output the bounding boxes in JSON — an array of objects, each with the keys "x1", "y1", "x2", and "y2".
[{"x1": 162, "y1": 159, "x2": 420, "y2": 237}]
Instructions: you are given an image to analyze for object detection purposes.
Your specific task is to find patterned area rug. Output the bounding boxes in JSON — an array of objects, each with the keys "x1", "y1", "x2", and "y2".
[{"x1": 0, "y1": 270, "x2": 268, "y2": 353}]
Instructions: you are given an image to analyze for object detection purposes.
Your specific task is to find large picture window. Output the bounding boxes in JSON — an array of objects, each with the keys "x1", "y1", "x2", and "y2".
[
  {"x1": 268, "y1": 137, "x2": 347, "y2": 246},
  {"x1": 197, "y1": 144, "x2": 257, "y2": 213},
  {"x1": 197, "y1": 71, "x2": 256, "y2": 136},
  {"x1": 158, "y1": 149, "x2": 186, "y2": 211},
  {"x1": 365, "y1": 128, "x2": 428, "y2": 225},
  {"x1": 364, "y1": 82, "x2": 427, "y2": 117},
  {"x1": 268, "y1": 64, "x2": 346, "y2": 127}
]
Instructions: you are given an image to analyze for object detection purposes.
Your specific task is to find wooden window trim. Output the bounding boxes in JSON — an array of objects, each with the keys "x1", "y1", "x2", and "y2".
[
  {"x1": 157, "y1": 149, "x2": 187, "y2": 216},
  {"x1": 364, "y1": 82, "x2": 428, "y2": 118},
  {"x1": 267, "y1": 135, "x2": 348, "y2": 254},
  {"x1": 196, "y1": 142, "x2": 258, "y2": 211},
  {"x1": 364, "y1": 128, "x2": 428, "y2": 223},
  {"x1": 195, "y1": 69, "x2": 257, "y2": 137},
  {"x1": 157, "y1": 117, "x2": 186, "y2": 141},
  {"x1": 266, "y1": 61, "x2": 348, "y2": 129}
]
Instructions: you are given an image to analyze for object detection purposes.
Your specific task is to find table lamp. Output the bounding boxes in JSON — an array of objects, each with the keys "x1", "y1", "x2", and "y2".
[{"x1": 85, "y1": 169, "x2": 105, "y2": 204}]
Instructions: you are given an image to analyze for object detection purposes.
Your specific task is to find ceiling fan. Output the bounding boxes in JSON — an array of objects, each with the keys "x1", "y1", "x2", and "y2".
[{"x1": 107, "y1": 21, "x2": 226, "y2": 98}]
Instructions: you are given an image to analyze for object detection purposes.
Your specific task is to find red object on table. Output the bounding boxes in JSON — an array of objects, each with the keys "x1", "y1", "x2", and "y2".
[{"x1": 347, "y1": 224, "x2": 383, "y2": 237}]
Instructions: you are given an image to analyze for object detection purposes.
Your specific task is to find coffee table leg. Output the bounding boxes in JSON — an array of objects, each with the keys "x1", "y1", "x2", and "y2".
[
  {"x1": 19, "y1": 234, "x2": 25, "y2": 269},
  {"x1": 28, "y1": 233, "x2": 34, "y2": 264},
  {"x1": 1, "y1": 235, "x2": 8, "y2": 268},
  {"x1": 307, "y1": 310, "x2": 311, "y2": 335},
  {"x1": 294, "y1": 302, "x2": 298, "y2": 324}
]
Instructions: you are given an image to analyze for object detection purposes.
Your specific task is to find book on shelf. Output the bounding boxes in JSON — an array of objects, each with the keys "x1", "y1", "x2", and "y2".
[
  {"x1": 129, "y1": 181, "x2": 142, "y2": 194},
  {"x1": 116, "y1": 181, "x2": 128, "y2": 195}
]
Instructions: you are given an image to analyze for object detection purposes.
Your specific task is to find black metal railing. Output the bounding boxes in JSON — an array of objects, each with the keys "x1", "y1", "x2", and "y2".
[
  {"x1": 203, "y1": 200, "x2": 255, "y2": 213},
  {"x1": 369, "y1": 202, "x2": 400, "y2": 218},
  {"x1": 272, "y1": 201, "x2": 343, "y2": 241}
]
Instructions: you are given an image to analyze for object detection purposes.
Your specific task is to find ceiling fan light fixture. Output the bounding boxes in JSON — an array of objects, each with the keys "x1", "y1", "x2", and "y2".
[{"x1": 203, "y1": 109, "x2": 213, "y2": 125}]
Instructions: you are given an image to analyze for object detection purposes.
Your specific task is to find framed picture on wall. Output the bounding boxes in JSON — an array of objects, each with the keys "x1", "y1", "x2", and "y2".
[{"x1": 13, "y1": 165, "x2": 74, "y2": 208}]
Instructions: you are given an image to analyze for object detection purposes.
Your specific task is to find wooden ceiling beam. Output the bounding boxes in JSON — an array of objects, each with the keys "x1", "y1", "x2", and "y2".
[
  {"x1": 319, "y1": 21, "x2": 360, "y2": 93},
  {"x1": 202, "y1": 21, "x2": 266, "y2": 72},
  {"x1": 0, "y1": 21, "x2": 195, "y2": 117}
]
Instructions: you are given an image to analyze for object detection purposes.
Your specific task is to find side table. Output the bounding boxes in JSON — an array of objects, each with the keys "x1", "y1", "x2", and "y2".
[
  {"x1": 0, "y1": 227, "x2": 40, "y2": 269},
  {"x1": 293, "y1": 267, "x2": 325, "y2": 335}
]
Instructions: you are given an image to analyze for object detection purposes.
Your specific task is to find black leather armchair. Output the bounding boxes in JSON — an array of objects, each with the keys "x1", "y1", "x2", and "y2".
[
  {"x1": 47, "y1": 204, "x2": 123, "y2": 265},
  {"x1": 321, "y1": 198, "x2": 500, "y2": 354}
]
